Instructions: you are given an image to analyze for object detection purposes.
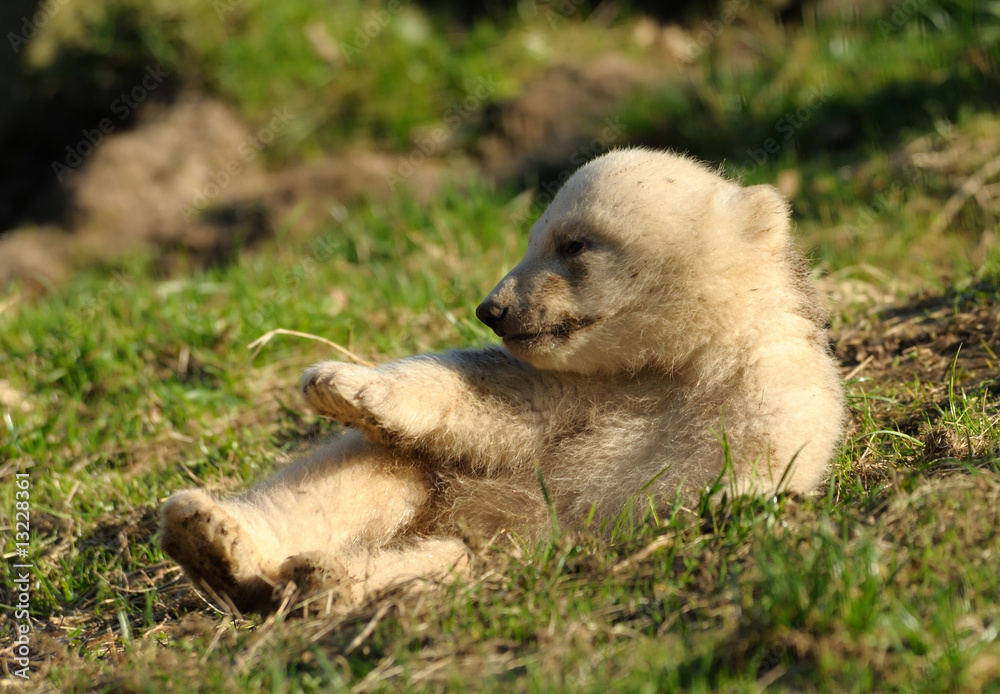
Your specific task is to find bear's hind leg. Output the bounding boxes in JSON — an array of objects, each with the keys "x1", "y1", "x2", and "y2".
[
  {"x1": 160, "y1": 489, "x2": 279, "y2": 612},
  {"x1": 338, "y1": 537, "x2": 470, "y2": 602},
  {"x1": 161, "y1": 434, "x2": 439, "y2": 612}
]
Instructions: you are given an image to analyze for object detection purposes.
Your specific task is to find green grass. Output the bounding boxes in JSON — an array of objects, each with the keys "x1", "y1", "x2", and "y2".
[
  {"x1": 29, "y1": 0, "x2": 996, "y2": 162},
  {"x1": 26, "y1": 0, "x2": 586, "y2": 157},
  {"x1": 3, "y1": 1, "x2": 1000, "y2": 691},
  {"x1": 3, "y1": 170, "x2": 998, "y2": 690}
]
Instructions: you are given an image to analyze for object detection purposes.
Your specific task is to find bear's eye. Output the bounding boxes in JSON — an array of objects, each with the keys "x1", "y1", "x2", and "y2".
[{"x1": 558, "y1": 239, "x2": 588, "y2": 258}]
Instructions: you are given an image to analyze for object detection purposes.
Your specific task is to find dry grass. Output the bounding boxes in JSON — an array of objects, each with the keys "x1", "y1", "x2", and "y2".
[{"x1": 2, "y1": 1, "x2": 1000, "y2": 690}]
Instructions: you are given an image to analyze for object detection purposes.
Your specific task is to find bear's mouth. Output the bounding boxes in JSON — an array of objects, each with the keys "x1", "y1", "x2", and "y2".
[{"x1": 501, "y1": 316, "x2": 598, "y2": 346}]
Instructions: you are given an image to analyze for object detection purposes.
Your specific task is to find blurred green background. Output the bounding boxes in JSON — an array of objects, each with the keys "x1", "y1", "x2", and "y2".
[
  {"x1": 1, "y1": 0, "x2": 998, "y2": 295},
  {"x1": 2, "y1": 2, "x2": 1000, "y2": 690}
]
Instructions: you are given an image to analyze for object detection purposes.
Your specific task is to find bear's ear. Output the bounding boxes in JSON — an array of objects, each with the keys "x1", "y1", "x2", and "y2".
[{"x1": 735, "y1": 184, "x2": 791, "y2": 251}]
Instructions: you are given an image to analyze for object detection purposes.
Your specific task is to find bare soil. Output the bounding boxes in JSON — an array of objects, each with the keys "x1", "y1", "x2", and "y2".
[
  {"x1": 0, "y1": 50, "x2": 664, "y2": 293},
  {"x1": 835, "y1": 284, "x2": 1000, "y2": 470}
]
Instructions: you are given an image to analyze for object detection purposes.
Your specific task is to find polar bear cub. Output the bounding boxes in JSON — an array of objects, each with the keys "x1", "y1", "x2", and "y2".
[{"x1": 160, "y1": 148, "x2": 845, "y2": 613}]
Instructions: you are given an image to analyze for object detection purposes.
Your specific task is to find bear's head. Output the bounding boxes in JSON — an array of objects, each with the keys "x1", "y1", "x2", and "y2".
[{"x1": 476, "y1": 148, "x2": 819, "y2": 376}]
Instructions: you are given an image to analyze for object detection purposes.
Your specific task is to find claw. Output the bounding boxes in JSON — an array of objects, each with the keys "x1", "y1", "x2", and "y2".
[{"x1": 301, "y1": 367, "x2": 323, "y2": 393}]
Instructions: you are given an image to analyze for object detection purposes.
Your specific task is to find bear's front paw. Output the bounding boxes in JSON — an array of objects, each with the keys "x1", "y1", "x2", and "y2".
[
  {"x1": 301, "y1": 361, "x2": 437, "y2": 442},
  {"x1": 301, "y1": 362, "x2": 380, "y2": 426}
]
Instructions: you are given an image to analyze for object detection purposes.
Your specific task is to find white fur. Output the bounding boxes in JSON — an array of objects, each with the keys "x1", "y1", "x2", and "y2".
[{"x1": 160, "y1": 148, "x2": 846, "y2": 613}]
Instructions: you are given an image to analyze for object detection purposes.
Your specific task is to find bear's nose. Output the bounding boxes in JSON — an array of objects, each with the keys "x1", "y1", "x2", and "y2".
[{"x1": 475, "y1": 298, "x2": 508, "y2": 336}]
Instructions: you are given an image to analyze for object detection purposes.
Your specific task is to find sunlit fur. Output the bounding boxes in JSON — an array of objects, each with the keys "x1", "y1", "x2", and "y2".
[{"x1": 160, "y1": 148, "x2": 846, "y2": 613}]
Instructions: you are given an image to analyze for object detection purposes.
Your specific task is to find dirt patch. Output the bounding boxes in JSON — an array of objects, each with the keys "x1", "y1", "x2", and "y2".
[
  {"x1": 0, "y1": 101, "x2": 444, "y2": 291},
  {"x1": 477, "y1": 52, "x2": 662, "y2": 185},
  {"x1": 836, "y1": 289, "x2": 1000, "y2": 389},
  {"x1": 0, "y1": 94, "x2": 268, "y2": 290},
  {"x1": 0, "y1": 49, "x2": 669, "y2": 293},
  {"x1": 834, "y1": 285, "x2": 1000, "y2": 464}
]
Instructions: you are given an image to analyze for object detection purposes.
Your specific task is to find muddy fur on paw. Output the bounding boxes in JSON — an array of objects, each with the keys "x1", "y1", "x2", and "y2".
[
  {"x1": 274, "y1": 551, "x2": 350, "y2": 609},
  {"x1": 160, "y1": 490, "x2": 275, "y2": 613}
]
